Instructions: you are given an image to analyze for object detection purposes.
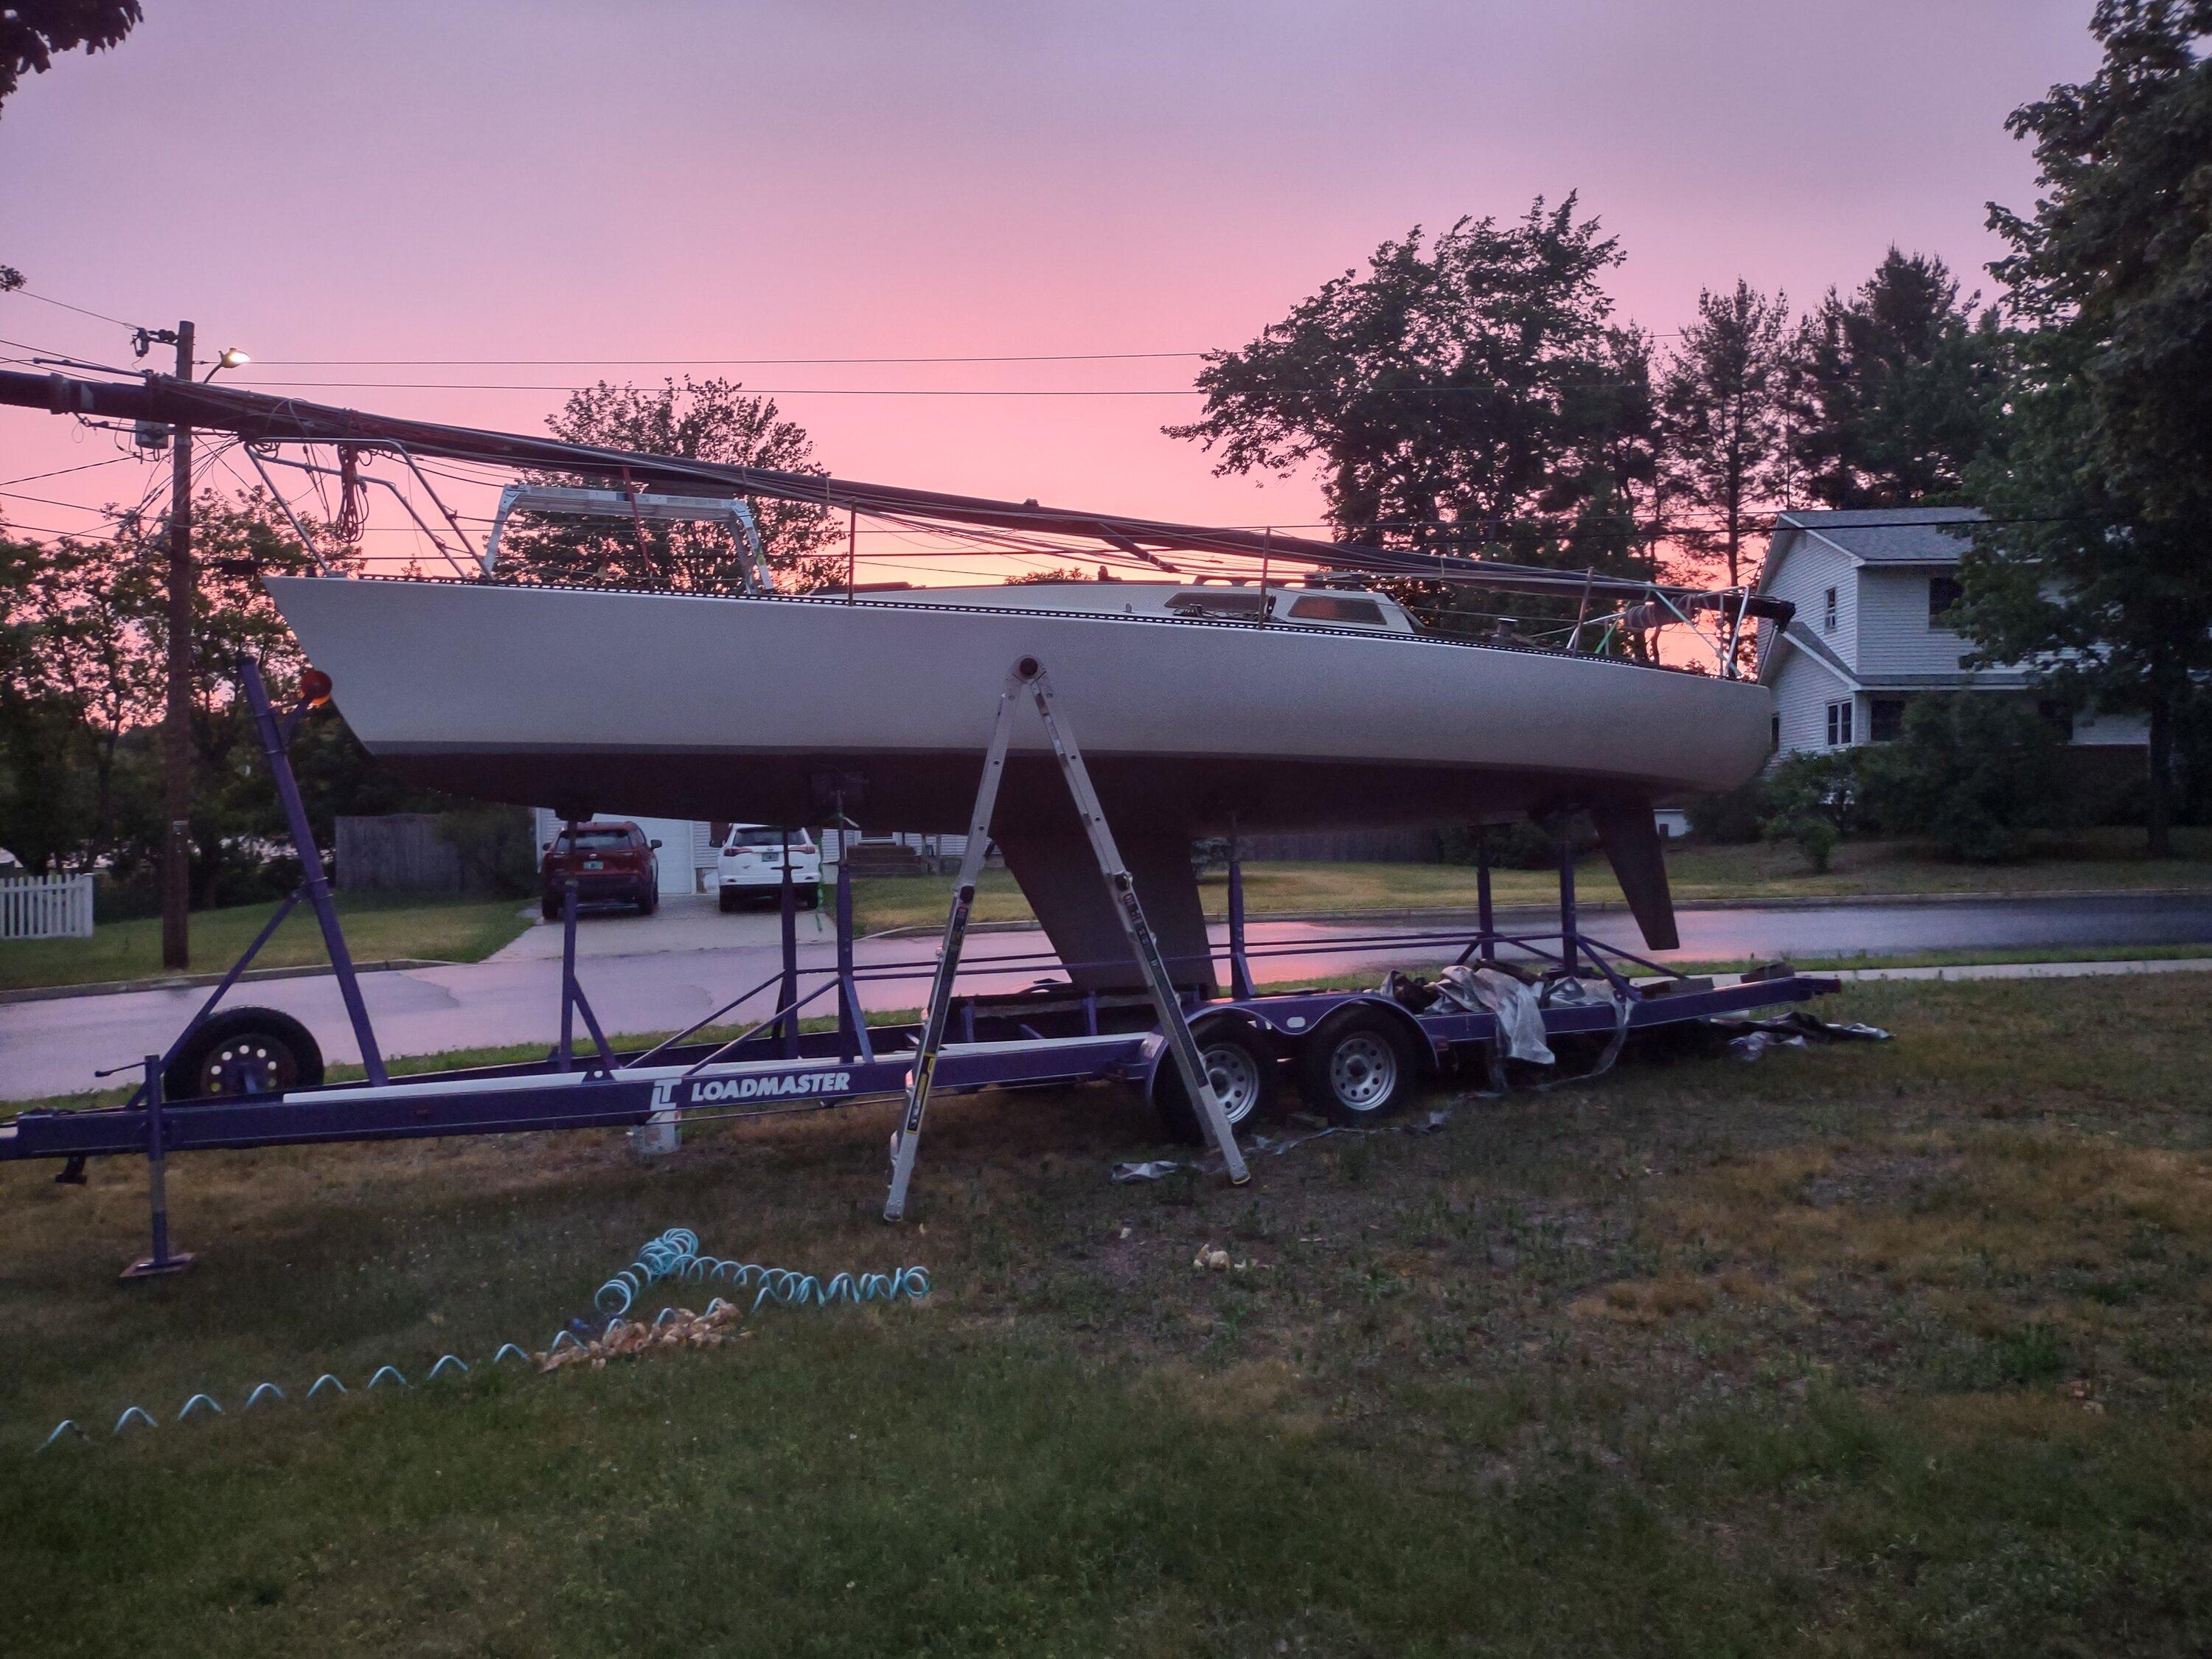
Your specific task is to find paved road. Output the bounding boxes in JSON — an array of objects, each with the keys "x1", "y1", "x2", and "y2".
[{"x1": 4, "y1": 894, "x2": 2209, "y2": 1101}]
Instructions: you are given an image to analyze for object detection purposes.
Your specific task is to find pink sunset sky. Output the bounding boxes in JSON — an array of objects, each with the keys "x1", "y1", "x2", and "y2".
[{"x1": 2, "y1": 0, "x2": 2097, "y2": 576}]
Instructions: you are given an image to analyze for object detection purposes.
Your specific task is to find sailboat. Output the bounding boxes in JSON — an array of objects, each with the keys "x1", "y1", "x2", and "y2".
[{"x1": 1, "y1": 369, "x2": 1790, "y2": 990}]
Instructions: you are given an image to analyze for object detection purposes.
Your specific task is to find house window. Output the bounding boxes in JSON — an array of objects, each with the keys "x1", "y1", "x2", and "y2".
[
  {"x1": 1928, "y1": 574, "x2": 1964, "y2": 625},
  {"x1": 1822, "y1": 586, "x2": 1837, "y2": 632},
  {"x1": 1826, "y1": 700, "x2": 1854, "y2": 747},
  {"x1": 1868, "y1": 697, "x2": 1906, "y2": 743}
]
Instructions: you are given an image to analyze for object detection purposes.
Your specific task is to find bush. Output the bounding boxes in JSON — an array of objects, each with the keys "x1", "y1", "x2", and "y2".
[
  {"x1": 1438, "y1": 815, "x2": 1593, "y2": 869},
  {"x1": 1758, "y1": 753, "x2": 1858, "y2": 873},
  {"x1": 1856, "y1": 694, "x2": 2079, "y2": 862},
  {"x1": 434, "y1": 806, "x2": 539, "y2": 897},
  {"x1": 1688, "y1": 777, "x2": 1770, "y2": 844}
]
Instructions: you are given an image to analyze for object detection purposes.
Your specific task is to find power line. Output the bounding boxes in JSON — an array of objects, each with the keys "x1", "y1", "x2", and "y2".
[
  {"x1": 0, "y1": 455, "x2": 136, "y2": 490},
  {"x1": 4, "y1": 288, "x2": 143, "y2": 330},
  {"x1": 254, "y1": 350, "x2": 1211, "y2": 367}
]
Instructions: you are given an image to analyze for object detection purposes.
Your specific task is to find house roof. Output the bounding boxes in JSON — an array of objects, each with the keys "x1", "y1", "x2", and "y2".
[{"x1": 1773, "y1": 506, "x2": 1985, "y2": 566}]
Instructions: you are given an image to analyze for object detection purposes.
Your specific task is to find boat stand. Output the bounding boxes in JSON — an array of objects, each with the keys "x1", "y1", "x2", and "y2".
[{"x1": 883, "y1": 656, "x2": 1252, "y2": 1220}]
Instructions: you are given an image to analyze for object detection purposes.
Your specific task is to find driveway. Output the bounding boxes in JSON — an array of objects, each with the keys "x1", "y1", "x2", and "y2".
[
  {"x1": 490, "y1": 892, "x2": 835, "y2": 960},
  {"x1": 4, "y1": 894, "x2": 2209, "y2": 1102}
]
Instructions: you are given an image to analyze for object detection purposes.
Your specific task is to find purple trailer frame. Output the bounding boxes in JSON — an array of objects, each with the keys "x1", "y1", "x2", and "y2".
[{"x1": 0, "y1": 657, "x2": 1837, "y2": 1273}]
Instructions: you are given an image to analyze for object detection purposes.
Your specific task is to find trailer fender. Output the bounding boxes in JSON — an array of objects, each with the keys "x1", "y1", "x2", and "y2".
[
  {"x1": 1136, "y1": 1007, "x2": 1281, "y2": 1099},
  {"x1": 1232, "y1": 994, "x2": 1439, "y2": 1068}
]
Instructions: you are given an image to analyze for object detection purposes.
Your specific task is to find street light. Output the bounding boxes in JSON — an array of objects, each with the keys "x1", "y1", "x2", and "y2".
[{"x1": 201, "y1": 347, "x2": 250, "y2": 381}]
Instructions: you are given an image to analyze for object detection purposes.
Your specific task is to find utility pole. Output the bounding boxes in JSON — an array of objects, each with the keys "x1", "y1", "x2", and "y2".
[{"x1": 161, "y1": 321, "x2": 194, "y2": 970}]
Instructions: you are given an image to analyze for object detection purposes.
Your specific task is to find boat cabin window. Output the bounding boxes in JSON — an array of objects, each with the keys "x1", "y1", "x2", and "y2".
[
  {"x1": 1165, "y1": 588, "x2": 1270, "y2": 619},
  {"x1": 1287, "y1": 594, "x2": 1388, "y2": 627}
]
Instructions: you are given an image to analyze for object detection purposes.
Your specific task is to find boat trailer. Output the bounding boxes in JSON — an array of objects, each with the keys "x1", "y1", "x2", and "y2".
[{"x1": 0, "y1": 657, "x2": 1839, "y2": 1277}]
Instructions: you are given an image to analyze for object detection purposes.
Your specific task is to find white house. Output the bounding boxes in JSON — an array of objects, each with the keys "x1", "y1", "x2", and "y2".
[{"x1": 1753, "y1": 507, "x2": 2148, "y2": 759}]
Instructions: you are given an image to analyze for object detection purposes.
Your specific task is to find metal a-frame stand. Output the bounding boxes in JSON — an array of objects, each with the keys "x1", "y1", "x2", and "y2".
[{"x1": 883, "y1": 656, "x2": 1252, "y2": 1220}]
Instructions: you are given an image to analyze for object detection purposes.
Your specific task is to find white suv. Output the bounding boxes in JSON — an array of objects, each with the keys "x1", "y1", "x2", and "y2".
[{"x1": 717, "y1": 825, "x2": 822, "y2": 912}]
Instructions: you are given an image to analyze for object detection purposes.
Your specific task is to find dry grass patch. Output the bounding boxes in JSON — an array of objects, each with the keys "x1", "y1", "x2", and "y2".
[{"x1": 1660, "y1": 1129, "x2": 2212, "y2": 1290}]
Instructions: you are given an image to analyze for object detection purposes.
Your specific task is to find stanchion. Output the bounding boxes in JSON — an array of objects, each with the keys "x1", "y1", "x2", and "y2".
[{"x1": 120, "y1": 1054, "x2": 195, "y2": 1281}]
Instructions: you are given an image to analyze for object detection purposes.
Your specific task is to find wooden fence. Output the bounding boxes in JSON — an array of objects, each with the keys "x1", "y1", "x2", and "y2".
[
  {"x1": 336, "y1": 814, "x2": 475, "y2": 894},
  {"x1": 0, "y1": 873, "x2": 96, "y2": 939}
]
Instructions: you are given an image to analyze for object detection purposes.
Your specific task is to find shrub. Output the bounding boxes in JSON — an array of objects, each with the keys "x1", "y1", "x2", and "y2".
[
  {"x1": 1438, "y1": 815, "x2": 1592, "y2": 869},
  {"x1": 434, "y1": 806, "x2": 539, "y2": 897},
  {"x1": 1688, "y1": 777, "x2": 1770, "y2": 844},
  {"x1": 1856, "y1": 694, "x2": 2078, "y2": 862},
  {"x1": 1757, "y1": 753, "x2": 1857, "y2": 873}
]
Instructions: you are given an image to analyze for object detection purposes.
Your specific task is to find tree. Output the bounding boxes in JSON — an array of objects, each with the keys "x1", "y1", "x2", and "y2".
[
  {"x1": 503, "y1": 378, "x2": 841, "y2": 593},
  {"x1": 1789, "y1": 249, "x2": 2011, "y2": 507},
  {"x1": 1966, "y1": 0, "x2": 2212, "y2": 855},
  {"x1": 1658, "y1": 280, "x2": 1792, "y2": 589},
  {"x1": 1, "y1": 2, "x2": 142, "y2": 114},
  {"x1": 1855, "y1": 695, "x2": 2076, "y2": 863},
  {"x1": 1166, "y1": 200, "x2": 1660, "y2": 588}
]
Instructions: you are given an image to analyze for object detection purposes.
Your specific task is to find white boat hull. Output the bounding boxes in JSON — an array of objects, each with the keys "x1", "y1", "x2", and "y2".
[
  {"x1": 266, "y1": 577, "x2": 1770, "y2": 834},
  {"x1": 267, "y1": 576, "x2": 1770, "y2": 978}
]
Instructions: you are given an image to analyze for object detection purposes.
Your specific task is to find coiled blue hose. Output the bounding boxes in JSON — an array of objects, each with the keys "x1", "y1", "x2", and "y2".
[
  {"x1": 40, "y1": 1225, "x2": 931, "y2": 1451},
  {"x1": 594, "y1": 1225, "x2": 929, "y2": 1316}
]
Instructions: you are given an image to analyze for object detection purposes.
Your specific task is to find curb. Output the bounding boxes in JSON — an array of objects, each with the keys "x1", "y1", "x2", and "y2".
[
  {"x1": 870, "y1": 886, "x2": 2212, "y2": 939},
  {"x1": 0, "y1": 959, "x2": 450, "y2": 1007}
]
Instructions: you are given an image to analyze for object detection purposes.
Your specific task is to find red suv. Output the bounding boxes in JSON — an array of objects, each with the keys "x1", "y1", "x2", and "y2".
[{"x1": 540, "y1": 821, "x2": 661, "y2": 918}]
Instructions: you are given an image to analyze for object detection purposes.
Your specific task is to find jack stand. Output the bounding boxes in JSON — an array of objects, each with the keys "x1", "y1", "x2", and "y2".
[
  {"x1": 1476, "y1": 825, "x2": 1497, "y2": 967},
  {"x1": 120, "y1": 1054, "x2": 195, "y2": 1280},
  {"x1": 554, "y1": 820, "x2": 616, "y2": 1077},
  {"x1": 1557, "y1": 836, "x2": 1579, "y2": 978},
  {"x1": 1224, "y1": 818, "x2": 1256, "y2": 1001},
  {"x1": 832, "y1": 799, "x2": 873, "y2": 1065},
  {"x1": 884, "y1": 657, "x2": 1251, "y2": 1221},
  {"x1": 778, "y1": 832, "x2": 801, "y2": 1057}
]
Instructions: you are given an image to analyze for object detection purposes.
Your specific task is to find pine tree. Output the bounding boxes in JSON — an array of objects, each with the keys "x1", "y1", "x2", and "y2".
[
  {"x1": 1789, "y1": 249, "x2": 2009, "y2": 508},
  {"x1": 1657, "y1": 281, "x2": 1792, "y2": 589}
]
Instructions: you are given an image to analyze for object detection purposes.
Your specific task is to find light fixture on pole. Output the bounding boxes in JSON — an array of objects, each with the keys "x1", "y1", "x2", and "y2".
[{"x1": 201, "y1": 347, "x2": 250, "y2": 382}]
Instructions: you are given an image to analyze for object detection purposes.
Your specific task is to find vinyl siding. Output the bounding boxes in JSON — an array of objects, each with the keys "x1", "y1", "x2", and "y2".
[
  {"x1": 1855, "y1": 567, "x2": 1972, "y2": 678},
  {"x1": 1771, "y1": 646, "x2": 1851, "y2": 757},
  {"x1": 2072, "y1": 709, "x2": 2151, "y2": 748},
  {"x1": 1758, "y1": 530, "x2": 1860, "y2": 675}
]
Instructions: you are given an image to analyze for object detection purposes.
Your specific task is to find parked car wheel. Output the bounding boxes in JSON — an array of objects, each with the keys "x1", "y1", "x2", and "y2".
[
  {"x1": 637, "y1": 884, "x2": 658, "y2": 916},
  {"x1": 801, "y1": 887, "x2": 821, "y2": 911},
  {"x1": 718, "y1": 888, "x2": 742, "y2": 914},
  {"x1": 1298, "y1": 1006, "x2": 1422, "y2": 1126},
  {"x1": 163, "y1": 1006, "x2": 324, "y2": 1103},
  {"x1": 1153, "y1": 1020, "x2": 1278, "y2": 1144},
  {"x1": 540, "y1": 895, "x2": 562, "y2": 921}
]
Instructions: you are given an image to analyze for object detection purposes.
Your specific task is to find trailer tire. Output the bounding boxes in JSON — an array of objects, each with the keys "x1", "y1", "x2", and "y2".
[
  {"x1": 163, "y1": 1007, "x2": 325, "y2": 1102},
  {"x1": 1152, "y1": 1022, "x2": 1278, "y2": 1144},
  {"x1": 1298, "y1": 1007, "x2": 1421, "y2": 1126}
]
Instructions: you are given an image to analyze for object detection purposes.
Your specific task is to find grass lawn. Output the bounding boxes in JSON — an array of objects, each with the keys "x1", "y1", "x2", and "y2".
[
  {"x1": 0, "y1": 894, "x2": 532, "y2": 995},
  {"x1": 4, "y1": 974, "x2": 2212, "y2": 1655},
  {"x1": 849, "y1": 826, "x2": 2212, "y2": 932}
]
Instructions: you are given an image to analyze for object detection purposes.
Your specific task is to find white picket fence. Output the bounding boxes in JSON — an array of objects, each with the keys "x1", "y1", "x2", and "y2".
[{"x1": 0, "y1": 873, "x2": 95, "y2": 940}]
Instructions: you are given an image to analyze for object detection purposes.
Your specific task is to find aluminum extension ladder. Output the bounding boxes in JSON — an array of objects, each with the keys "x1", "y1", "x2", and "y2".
[{"x1": 883, "y1": 655, "x2": 1251, "y2": 1220}]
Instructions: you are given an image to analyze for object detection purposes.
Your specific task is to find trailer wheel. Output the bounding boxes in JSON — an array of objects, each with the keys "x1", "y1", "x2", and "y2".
[
  {"x1": 163, "y1": 1007, "x2": 324, "y2": 1102},
  {"x1": 1153, "y1": 1023, "x2": 1278, "y2": 1144},
  {"x1": 1298, "y1": 1007, "x2": 1421, "y2": 1126}
]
